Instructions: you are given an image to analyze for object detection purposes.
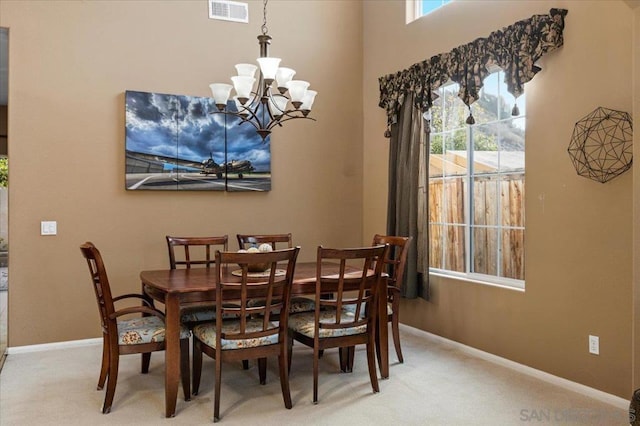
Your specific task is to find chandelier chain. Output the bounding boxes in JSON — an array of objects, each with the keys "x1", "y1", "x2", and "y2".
[{"x1": 261, "y1": 0, "x2": 269, "y2": 35}]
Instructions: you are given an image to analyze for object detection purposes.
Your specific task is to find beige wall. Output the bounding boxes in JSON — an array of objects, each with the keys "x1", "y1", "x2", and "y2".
[
  {"x1": 363, "y1": 1, "x2": 634, "y2": 398},
  {"x1": 0, "y1": 1, "x2": 363, "y2": 346}
]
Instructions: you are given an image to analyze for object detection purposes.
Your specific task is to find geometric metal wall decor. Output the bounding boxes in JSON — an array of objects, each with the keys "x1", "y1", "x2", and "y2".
[
  {"x1": 125, "y1": 90, "x2": 271, "y2": 192},
  {"x1": 567, "y1": 107, "x2": 633, "y2": 183}
]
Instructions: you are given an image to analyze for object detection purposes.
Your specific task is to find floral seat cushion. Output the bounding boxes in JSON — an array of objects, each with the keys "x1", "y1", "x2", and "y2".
[
  {"x1": 288, "y1": 309, "x2": 367, "y2": 339},
  {"x1": 246, "y1": 296, "x2": 316, "y2": 315},
  {"x1": 117, "y1": 316, "x2": 190, "y2": 345},
  {"x1": 192, "y1": 319, "x2": 280, "y2": 350},
  {"x1": 343, "y1": 302, "x2": 393, "y2": 318},
  {"x1": 180, "y1": 303, "x2": 241, "y2": 323}
]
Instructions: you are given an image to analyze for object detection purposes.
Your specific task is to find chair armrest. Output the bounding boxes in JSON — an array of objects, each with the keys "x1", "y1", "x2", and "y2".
[
  {"x1": 110, "y1": 305, "x2": 165, "y2": 320},
  {"x1": 113, "y1": 293, "x2": 154, "y2": 307}
]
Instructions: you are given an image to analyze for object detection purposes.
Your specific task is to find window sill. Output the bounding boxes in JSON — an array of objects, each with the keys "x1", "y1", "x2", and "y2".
[{"x1": 429, "y1": 270, "x2": 525, "y2": 292}]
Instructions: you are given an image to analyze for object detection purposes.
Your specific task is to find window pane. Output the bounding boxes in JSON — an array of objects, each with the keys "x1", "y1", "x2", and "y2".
[
  {"x1": 429, "y1": 224, "x2": 443, "y2": 269},
  {"x1": 500, "y1": 174, "x2": 525, "y2": 227},
  {"x1": 498, "y1": 118, "x2": 525, "y2": 173},
  {"x1": 428, "y1": 179, "x2": 443, "y2": 223},
  {"x1": 473, "y1": 72, "x2": 499, "y2": 126},
  {"x1": 473, "y1": 175, "x2": 498, "y2": 226},
  {"x1": 443, "y1": 224, "x2": 465, "y2": 272},
  {"x1": 472, "y1": 226, "x2": 498, "y2": 276},
  {"x1": 420, "y1": 0, "x2": 451, "y2": 16},
  {"x1": 431, "y1": 105, "x2": 444, "y2": 133},
  {"x1": 443, "y1": 129, "x2": 467, "y2": 177},
  {"x1": 501, "y1": 228, "x2": 525, "y2": 280},
  {"x1": 429, "y1": 134, "x2": 445, "y2": 178},
  {"x1": 442, "y1": 177, "x2": 465, "y2": 225},
  {"x1": 472, "y1": 123, "x2": 499, "y2": 174}
]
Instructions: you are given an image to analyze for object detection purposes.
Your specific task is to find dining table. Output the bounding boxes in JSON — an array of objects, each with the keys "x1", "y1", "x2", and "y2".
[{"x1": 140, "y1": 261, "x2": 389, "y2": 418}]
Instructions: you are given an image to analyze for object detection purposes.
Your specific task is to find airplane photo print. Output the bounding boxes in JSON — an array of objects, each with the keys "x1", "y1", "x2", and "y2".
[{"x1": 125, "y1": 90, "x2": 271, "y2": 192}]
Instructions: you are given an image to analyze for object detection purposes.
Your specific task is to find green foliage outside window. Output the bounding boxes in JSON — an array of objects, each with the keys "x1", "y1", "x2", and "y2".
[{"x1": 0, "y1": 158, "x2": 8, "y2": 187}]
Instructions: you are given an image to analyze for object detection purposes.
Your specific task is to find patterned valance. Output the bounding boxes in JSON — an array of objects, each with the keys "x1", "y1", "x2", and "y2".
[{"x1": 379, "y1": 8, "x2": 568, "y2": 135}]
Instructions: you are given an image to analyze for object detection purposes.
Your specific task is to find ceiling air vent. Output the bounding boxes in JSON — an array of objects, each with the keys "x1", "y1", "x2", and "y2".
[{"x1": 208, "y1": 0, "x2": 249, "y2": 23}]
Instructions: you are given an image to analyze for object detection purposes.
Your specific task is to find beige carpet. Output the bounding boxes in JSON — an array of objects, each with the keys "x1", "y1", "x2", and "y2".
[{"x1": 0, "y1": 325, "x2": 629, "y2": 425}]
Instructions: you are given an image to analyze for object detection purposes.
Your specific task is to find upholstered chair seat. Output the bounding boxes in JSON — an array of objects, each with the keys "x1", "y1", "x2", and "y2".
[
  {"x1": 117, "y1": 316, "x2": 190, "y2": 345},
  {"x1": 289, "y1": 309, "x2": 367, "y2": 339},
  {"x1": 193, "y1": 319, "x2": 280, "y2": 350}
]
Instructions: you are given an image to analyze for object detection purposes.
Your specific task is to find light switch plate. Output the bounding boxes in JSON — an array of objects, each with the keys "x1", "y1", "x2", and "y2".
[{"x1": 41, "y1": 221, "x2": 57, "y2": 235}]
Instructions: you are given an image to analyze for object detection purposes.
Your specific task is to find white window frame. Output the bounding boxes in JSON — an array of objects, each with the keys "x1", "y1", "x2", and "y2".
[{"x1": 427, "y1": 70, "x2": 525, "y2": 290}]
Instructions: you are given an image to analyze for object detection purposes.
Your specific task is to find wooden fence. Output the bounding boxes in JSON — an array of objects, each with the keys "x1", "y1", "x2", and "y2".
[{"x1": 428, "y1": 173, "x2": 525, "y2": 280}]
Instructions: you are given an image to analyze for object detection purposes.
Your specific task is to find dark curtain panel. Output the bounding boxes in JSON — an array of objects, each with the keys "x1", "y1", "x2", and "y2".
[{"x1": 387, "y1": 94, "x2": 428, "y2": 300}]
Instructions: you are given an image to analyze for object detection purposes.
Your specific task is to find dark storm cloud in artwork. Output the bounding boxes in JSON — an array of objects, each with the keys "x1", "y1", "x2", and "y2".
[{"x1": 125, "y1": 90, "x2": 271, "y2": 173}]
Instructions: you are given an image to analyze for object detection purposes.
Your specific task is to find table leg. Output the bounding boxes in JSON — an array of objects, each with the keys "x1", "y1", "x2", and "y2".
[
  {"x1": 164, "y1": 293, "x2": 180, "y2": 417},
  {"x1": 377, "y1": 278, "x2": 389, "y2": 379}
]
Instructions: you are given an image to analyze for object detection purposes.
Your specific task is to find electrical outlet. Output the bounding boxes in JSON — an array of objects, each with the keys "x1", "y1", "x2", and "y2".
[{"x1": 589, "y1": 335, "x2": 599, "y2": 355}]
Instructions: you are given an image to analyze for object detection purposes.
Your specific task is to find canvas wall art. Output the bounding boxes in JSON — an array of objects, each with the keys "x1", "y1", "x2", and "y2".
[{"x1": 125, "y1": 90, "x2": 271, "y2": 191}]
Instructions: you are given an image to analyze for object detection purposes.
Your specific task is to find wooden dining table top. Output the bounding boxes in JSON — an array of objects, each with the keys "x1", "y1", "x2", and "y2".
[{"x1": 140, "y1": 261, "x2": 364, "y2": 294}]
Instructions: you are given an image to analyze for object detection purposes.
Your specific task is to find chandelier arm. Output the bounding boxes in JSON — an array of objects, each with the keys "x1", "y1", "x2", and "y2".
[
  {"x1": 266, "y1": 115, "x2": 316, "y2": 131},
  {"x1": 210, "y1": 110, "x2": 264, "y2": 132}
]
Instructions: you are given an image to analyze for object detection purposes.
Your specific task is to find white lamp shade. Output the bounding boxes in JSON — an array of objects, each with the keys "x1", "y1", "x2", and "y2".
[
  {"x1": 286, "y1": 80, "x2": 310, "y2": 102},
  {"x1": 231, "y1": 76, "x2": 255, "y2": 99},
  {"x1": 301, "y1": 90, "x2": 317, "y2": 110},
  {"x1": 235, "y1": 63, "x2": 258, "y2": 78},
  {"x1": 256, "y1": 57, "x2": 281, "y2": 80},
  {"x1": 209, "y1": 83, "x2": 233, "y2": 105},
  {"x1": 268, "y1": 95, "x2": 289, "y2": 116},
  {"x1": 275, "y1": 67, "x2": 296, "y2": 88}
]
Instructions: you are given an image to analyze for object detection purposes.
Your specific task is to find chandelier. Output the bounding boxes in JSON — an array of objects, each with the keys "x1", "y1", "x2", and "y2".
[{"x1": 208, "y1": 0, "x2": 317, "y2": 141}]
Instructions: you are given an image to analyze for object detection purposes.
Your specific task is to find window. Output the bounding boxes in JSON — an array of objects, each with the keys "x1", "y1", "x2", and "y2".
[
  {"x1": 419, "y1": 0, "x2": 452, "y2": 16},
  {"x1": 407, "y1": 0, "x2": 452, "y2": 23},
  {"x1": 427, "y1": 70, "x2": 525, "y2": 289}
]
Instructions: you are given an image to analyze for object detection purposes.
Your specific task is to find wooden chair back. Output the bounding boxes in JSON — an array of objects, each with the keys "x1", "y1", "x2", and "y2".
[
  {"x1": 80, "y1": 242, "x2": 117, "y2": 338},
  {"x1": 314, "y1": 244, "x2": 387, "y2": 337},
  {"x1": 236, "y1": 233, "x2": 293, "y2": 250},
  {"x1": 166, "y1": 235, "x2": 228, "y2": 269},
  {"x1": 371, "y1": 234, "x2": 412, "y2": 365},
  {"x1": 372, "y1": 234, "x2": 412, "y2": 292},
  {"x1": 191, "y1": 247, "x2": 300, "y2": 421},
  {"x1": 215, "y1": 247, "x2": 300, "y2": 341}
]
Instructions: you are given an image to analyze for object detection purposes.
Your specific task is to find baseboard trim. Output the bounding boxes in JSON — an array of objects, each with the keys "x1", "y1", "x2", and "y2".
[
  {"x1": 401, "y1": 324, "x2": 630, "y2": 410},
  {"x1": 7, "y1": 338, "x2": 102, "y2": 355}
]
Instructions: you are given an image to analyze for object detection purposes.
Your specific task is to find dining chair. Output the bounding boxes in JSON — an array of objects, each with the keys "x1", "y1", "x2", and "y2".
[
  {"x1": 237, "y1": 233, "x2": 315, "y2": 314},
  {"x1": 166, "y1": 235, "x2": 229, "y2": 328},
  {"x1": 373, "y1": 234, "x2": 412, "y2": 364},
  {"x1": 344, "y1": 234, "x2": 412, "y2": 371},
  {"x1": 236, "y1": 233, "x2": 293, "y2": 250},
  {"x1": 287, "y1": 244, "x2": 388, "y2": 404},
  {"x1": 80, "y1": 242, "x2": 191, "y2": 414},
  {"x1": 191, "y1": 247, "x2": 300, "y2": 422}
]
